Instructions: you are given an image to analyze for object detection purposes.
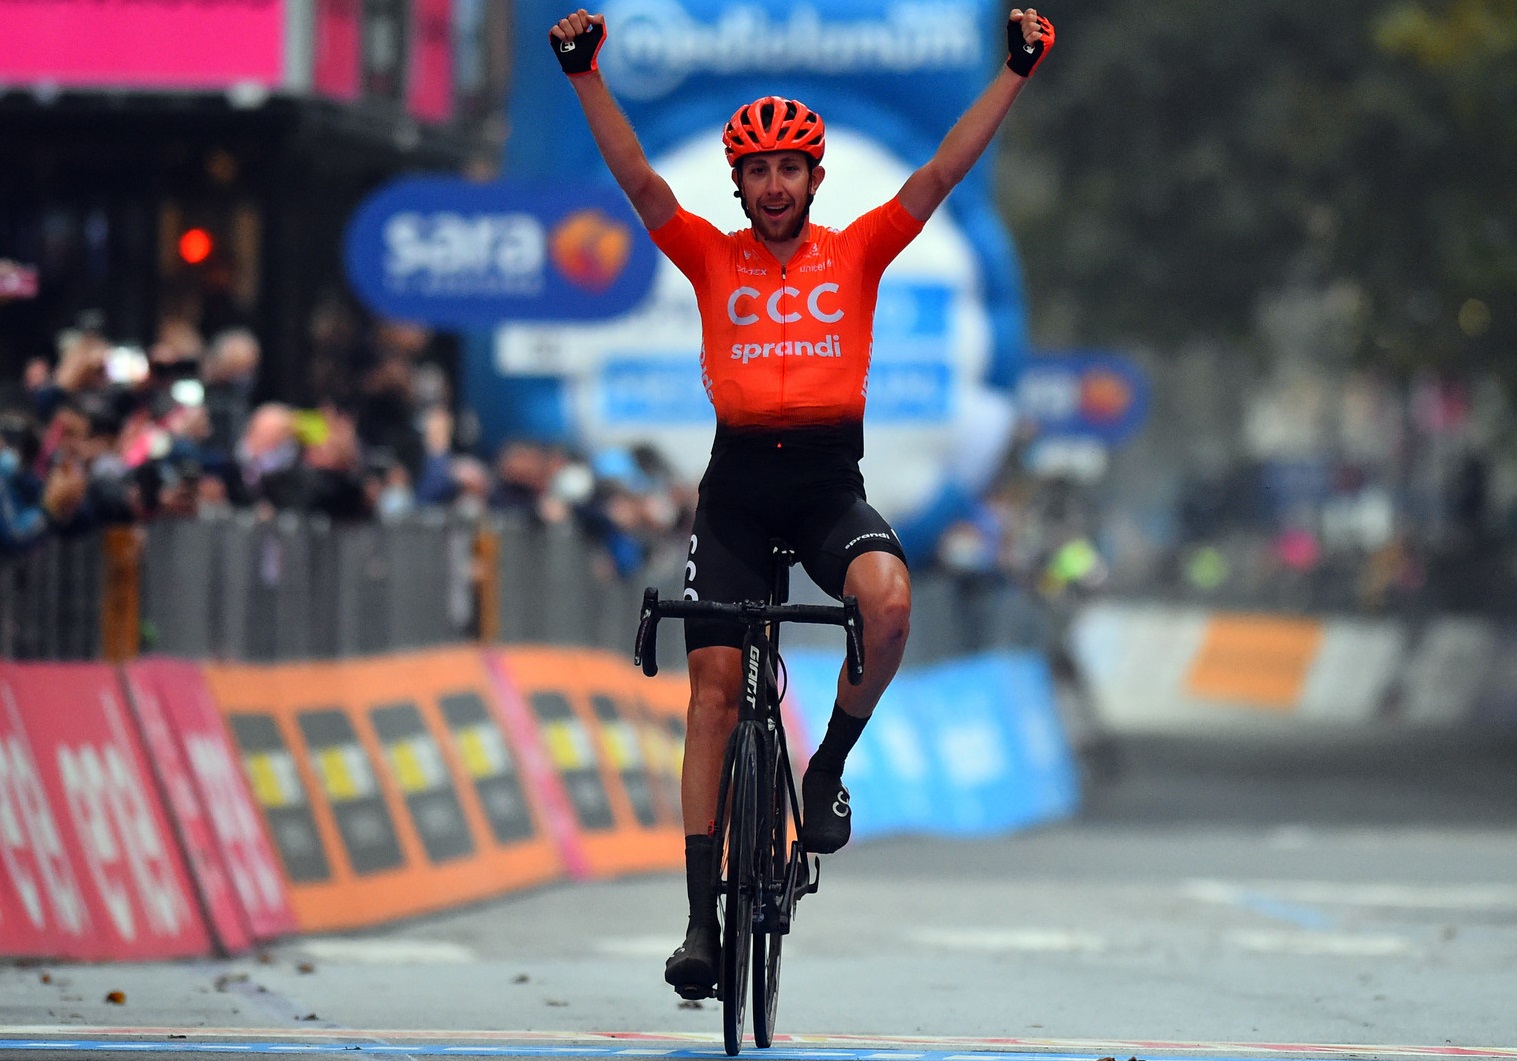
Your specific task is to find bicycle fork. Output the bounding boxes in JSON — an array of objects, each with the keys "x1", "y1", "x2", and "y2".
[{"x1": 757, "y1": 728, "x2": 820, "y2": 936}]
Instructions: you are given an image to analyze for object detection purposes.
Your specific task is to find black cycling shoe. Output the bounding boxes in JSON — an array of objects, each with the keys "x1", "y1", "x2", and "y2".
[
  {"x1": 800, "y1": 768, "x2": 851, "y2": 854},
  {"x1": 664, "y1": 921, "x2": 719, "y2": 999}
]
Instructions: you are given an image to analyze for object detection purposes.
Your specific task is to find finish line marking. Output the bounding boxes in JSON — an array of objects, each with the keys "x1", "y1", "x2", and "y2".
[{"x1": 1, "y1": 1031, "x2": 1515, "y2": 1060}]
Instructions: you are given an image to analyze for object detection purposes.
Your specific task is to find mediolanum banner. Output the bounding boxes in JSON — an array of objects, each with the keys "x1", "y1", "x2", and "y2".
[
  {"x1": 0, "y1": 0, "x2": 286, "y2": 89},
  {"x1": 488, "y1": 0, "x2": 1030, "y2": 524}
]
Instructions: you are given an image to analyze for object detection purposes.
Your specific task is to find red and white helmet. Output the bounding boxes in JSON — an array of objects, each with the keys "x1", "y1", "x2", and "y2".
[{"x1": 722, "y1": 96, "x2": 826, "y2": 168}]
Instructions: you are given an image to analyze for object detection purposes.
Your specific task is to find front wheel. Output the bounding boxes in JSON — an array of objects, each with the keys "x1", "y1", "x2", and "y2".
[
  {"x1": 751, "y1": 750, "x2": 788, "y2": 1047},
  {"x1": 721, "y1": 724, "x2": 761, "y2": 1056}
]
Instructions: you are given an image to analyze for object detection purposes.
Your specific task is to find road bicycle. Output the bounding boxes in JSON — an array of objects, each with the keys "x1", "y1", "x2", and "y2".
[{"x1": 634, "y1": 540, "x2": 865, "y2": 1055}]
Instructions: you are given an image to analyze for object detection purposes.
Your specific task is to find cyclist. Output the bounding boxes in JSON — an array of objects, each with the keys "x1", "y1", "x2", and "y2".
[{"x1": 549, "y1": 5, "x2": 1055, "y2": 997}]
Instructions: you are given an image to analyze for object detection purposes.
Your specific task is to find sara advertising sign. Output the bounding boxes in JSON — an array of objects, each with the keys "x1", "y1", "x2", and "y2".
[
  {"x1": 344, "y1": 177, "x2": 658, "y2": 327},
  {"x1": 0, "y1": 0, "x2": 285, "y2": 89},
  {"x1": 1017, "y1": 353, "x2": 1151, "y2": 445}
]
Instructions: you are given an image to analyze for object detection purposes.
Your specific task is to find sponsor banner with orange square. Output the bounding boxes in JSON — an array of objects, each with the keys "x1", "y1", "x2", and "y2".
[
  {"x1": 0, "y1": 662, "x2": 213, "y2": 960},
  {"x1": 201, "y1": 648, "x2": 563, "y2": 933},
  {"x1": 1185, "y1": 615, "x2": 1326, "y2": 711},
  {"x1": 490, "y1": 647, "x2": 686, "y2": 879}
]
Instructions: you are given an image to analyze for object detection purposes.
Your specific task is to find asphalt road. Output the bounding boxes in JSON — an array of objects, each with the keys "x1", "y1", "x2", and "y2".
[{"x1": 5, "y1": 725, "x2": 1517, "y2": 1059}]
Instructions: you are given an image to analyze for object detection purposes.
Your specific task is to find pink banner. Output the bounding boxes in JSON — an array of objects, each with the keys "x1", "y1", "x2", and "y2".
[
  {"x1": 407, "y1": 0, "x2": 453, "y2": 123},
  {"x1": 0, "y1": 0, "x2": 284, "y2": 89},
  {"x1": 125, "y1": 660, "x2": 297, "y2": 949},
  {"x1": 0, "y1": 671, "x2": 91, "y2": 956},
  {"x1": 313, "y1": 0, "x2": 361, "y2": 101},
  {"x1": 0, "y1": 663, "x2": 212, "y2": 960},
  {"x1": 481, "y1": 651, "x2": 590, "y2": 879}
]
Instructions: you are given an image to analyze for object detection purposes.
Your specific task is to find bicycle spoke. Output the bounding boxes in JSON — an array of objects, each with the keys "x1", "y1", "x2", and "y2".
[
  {"x1": 752, "y1": 743, "x2": 787, "y2": 1048},
  {"x1": 721, "y1": 725, "x2": 759, "y2": 1056}
]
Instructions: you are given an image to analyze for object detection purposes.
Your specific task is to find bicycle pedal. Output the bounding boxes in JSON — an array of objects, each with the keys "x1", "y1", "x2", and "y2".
[{"x1": 675, "y1": 983, "x2": 716, "y2": 1001}]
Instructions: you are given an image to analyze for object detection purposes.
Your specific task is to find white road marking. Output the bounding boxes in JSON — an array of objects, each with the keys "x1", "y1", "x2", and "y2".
[
  {"x1": 294, "y1": 939, "x2": 476, "y2": 964},
  {"x1": 1186, "y1": 878, "x2": 1517, "y2": 910},
  {"x1": 1255, "y1": 881, "x2": 1517, "y2": 909},
  {"x1": 5, "y1": 1030, "x2": 1517, "y2": 1058},
  {"x1": 905, "y1": 927, "x2": 1106, "y2": 953},
  {"x1": 593, "y1": 936, "x2": 680, "y2": 957},
  {"x1": 1228, "y1": 929, "x2": 1414, "y2": 956}
]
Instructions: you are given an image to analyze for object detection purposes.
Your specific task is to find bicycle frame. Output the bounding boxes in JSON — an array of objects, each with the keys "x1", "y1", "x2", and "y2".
[{"x1": 634, "y1": 542, "x2": 865, "y2": 1054}]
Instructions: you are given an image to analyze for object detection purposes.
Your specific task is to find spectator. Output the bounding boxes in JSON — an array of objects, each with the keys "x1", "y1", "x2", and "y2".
[
  {"x1": 149, "y1": 317, "x2": 204, "y2": 371},
  {"x1": 0, "y1": 410, "x2": 86, "y2": 554},
  {"x1": 31, "y1": 391, "x2": 139, "y2": 532},
  {"x1": 31, "y1": 323, "x2": 110, "y2": 422},
  {"x1": 22, "y1": 357, "x2": 50, "y2": 396},
  {"x1": 364, "y1": 448, "x2": 415, "y2": 523},
  {"x1": 413, "y1": 407, "x2": 458, "y2": 507},
  {"x1": 540, "y1": 450, "x2": 593, "y2": 526},
  {"x1": 296, "y1": 405, "x2": 370, "y2": 521},
  {"x1": 233, "y1": 402, "x2": 301, "y2": 515},
  {"x1": 487, "y1": 438, "x2": 589, "y2": 527},
  {"x1": 230, "y1": 403, "x2": 371, "y2": 521},
  {"x1": 449, "y1": 455, "x2": 492, "y2": 521},
  {"x1": 352, "y1": 318, "x2": 442, "y2": 480},
  {"x1": 580, "y1": 448, "x2": 653, "y2": 579},
  {"x1": 307, "y1": 294, "x2": 366, "y2": 408},
  {"x1": 490, "y1": 438, "x2": 554, "y2": 515},
  {"x1": 201, "y1": 327, "x2": 261, "y2": 459},
  {"x1": 356, "y1": 355, "x2": 422, "y2": 477}
]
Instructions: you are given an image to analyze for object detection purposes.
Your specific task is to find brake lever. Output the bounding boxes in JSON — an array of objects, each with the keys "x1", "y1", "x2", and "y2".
[
  {"x1": 634, "y1": 587, "x2": 660, "y2": 676},
  {"x1": 841, "y1": 595, "x2": 865, "y2": 686}
]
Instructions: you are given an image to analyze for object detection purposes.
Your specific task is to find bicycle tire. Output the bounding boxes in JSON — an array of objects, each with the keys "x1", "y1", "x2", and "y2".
[
  {"x1": 721, "y1": 723, "x2": 761, "y2": 1056},
  {"x1": 751, "y1": 739, "x2": 788, "y2": 1048}
]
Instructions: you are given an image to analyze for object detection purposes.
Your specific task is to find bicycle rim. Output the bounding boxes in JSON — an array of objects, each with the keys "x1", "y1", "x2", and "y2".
[
  {"x1": 721, "y1": 725, "x2": 760, "y2": 1056},
  {"x1": 751, "y1": 752, "x2": 787, "y2": 1048}
]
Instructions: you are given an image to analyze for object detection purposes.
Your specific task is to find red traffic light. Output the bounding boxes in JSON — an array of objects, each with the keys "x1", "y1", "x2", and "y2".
[{"x1": 178, "y1": 228, "x2": 214, "y2": 265}]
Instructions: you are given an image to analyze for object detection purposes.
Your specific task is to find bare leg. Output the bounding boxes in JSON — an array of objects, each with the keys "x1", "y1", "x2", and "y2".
[
  {"x1": 833, "y1": 551, "x2": 912, "y2": 719},
  {"x1": 664, "y1": 644, "x2": 742, "y2": 994},
  {"x1": 681, "y1": 644, "x2": 742, "y2": 834}
]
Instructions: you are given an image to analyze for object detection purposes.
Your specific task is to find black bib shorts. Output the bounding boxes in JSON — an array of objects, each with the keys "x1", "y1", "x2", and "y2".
[{"x1": 682, "y1": 424, "x2": 907, "y2": 653}]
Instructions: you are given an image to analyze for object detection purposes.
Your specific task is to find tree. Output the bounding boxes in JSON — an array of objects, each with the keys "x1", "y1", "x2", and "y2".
[{"x1": 1001, "y1": 0, "x2": 1515, "y2": 383}]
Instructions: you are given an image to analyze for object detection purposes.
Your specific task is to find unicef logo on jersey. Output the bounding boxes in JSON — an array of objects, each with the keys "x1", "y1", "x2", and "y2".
[{"x1": 599, "y1": 0, "x2": 982, "y2": 101}]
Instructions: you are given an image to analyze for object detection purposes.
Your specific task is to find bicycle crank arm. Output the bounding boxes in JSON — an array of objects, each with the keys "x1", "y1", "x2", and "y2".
[{"x1": 803, "y1": 854, "x2": 820, "y2": 896}]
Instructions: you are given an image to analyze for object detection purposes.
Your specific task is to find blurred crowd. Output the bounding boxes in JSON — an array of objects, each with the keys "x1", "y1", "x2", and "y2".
[
  {"x1": 10, "y1": 305, "x2": 1513, "y2": 624},
  {"x1": 0, "y1": 309, "x2": 696, "y2": 583},
  {"x1": 928, "y1": 368, "x2": 1517, "y2": 622}
]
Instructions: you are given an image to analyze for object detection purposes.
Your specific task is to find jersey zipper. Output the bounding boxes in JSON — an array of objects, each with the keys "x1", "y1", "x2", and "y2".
[{"x1": 779, "y1": 264, "x2": 788, "y2": 429}]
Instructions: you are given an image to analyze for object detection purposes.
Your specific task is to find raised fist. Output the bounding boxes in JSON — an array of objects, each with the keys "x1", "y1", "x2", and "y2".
[
  {"x1": 1007, "y1": 9, "x2": 1055, "y2": 77},
  {"x1": 550, "y1": 10, "x2": 607, "y2": 77}
]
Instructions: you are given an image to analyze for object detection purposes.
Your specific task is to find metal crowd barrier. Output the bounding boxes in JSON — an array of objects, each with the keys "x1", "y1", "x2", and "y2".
[
  {"x1": 0, "y1": 531, "x2": 103, "y2": 660},
  {"x1": 1, "y1": 513, "x2": 1051, "y2": 665},
  {"x1": 137, "y1": 509, "x2": 468, "y2": 661}
]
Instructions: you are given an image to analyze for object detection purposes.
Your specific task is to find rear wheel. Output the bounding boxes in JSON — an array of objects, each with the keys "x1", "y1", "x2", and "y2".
[{"x1": 721, "y1": 724, "x2": 760, "y2": 1056}]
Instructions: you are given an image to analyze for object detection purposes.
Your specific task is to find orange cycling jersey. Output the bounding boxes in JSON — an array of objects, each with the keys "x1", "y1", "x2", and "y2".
[{"x1": 650, "y1": 195, "x2": 924, "y2": 431}]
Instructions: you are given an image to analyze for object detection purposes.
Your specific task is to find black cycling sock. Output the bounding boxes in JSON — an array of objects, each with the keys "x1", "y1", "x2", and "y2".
[
  {"x1": 808, "y1": 702, "x2": 868, "y2": 777},
  {"x1": 685, "y1": 834, "x2": 717, "y2": 929}
]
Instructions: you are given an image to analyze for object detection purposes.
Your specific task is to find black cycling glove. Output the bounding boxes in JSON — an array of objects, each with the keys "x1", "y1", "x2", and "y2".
[
  {"x1": 1006, "y1": 14, "x2": 1054, "y2": 77},
  {"x1": 551, "y1": 20, "x2": 606, "y2": 76}
]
